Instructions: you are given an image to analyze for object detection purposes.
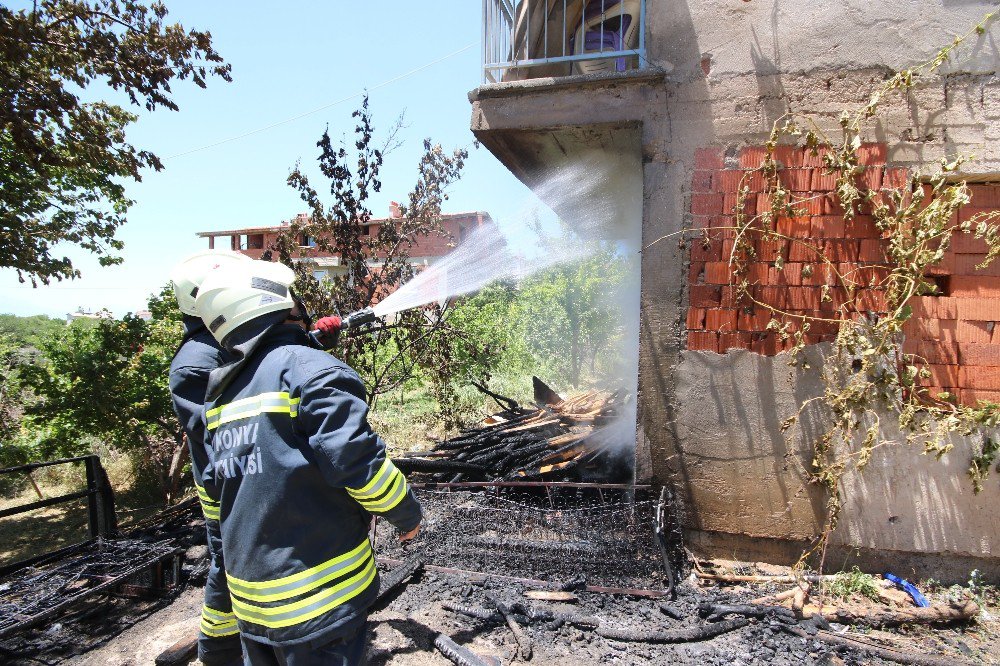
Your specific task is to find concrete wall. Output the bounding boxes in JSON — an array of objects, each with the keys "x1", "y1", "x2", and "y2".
[{"x1": 471, "y1": 0, "x2": 1000, "y2": 581}]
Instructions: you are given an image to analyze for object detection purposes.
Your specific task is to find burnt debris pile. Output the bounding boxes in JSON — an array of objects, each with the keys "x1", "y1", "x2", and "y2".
[
  {"x1": 396, "y1": 378, "x2": 634, "y2": 483},
  {"x1": 374, "y1": 486, "x2": 665, "y2": 592}
]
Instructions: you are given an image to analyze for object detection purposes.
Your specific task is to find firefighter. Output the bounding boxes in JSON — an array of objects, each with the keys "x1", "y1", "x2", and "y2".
[
  {"x1": 193, "y1": 259, "x2": 421, "y2": 665},
  {"x1": 169, "y1": 249, "x2": 251, "y2": 665}
]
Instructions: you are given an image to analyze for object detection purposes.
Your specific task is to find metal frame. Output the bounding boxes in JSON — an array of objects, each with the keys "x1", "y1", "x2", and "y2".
[
  {"x1": 482, "y1": 0, "x2": 647, "y2": 83},
  {"x1": 0, "y1": 456, "x2": 118, "y2": 569}
]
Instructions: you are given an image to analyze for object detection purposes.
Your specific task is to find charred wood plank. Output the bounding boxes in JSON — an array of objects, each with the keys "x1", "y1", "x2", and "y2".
[
  {"x1": 394, "y1": 459, "x2": 486, "y2": 474},
  {"x1": 532, "y1": 376, "x2": 563, "y2": 406},
  {"x1": 434, "y1": 633, "x2": 498, "y2": 666},
  {"x1": 596, "y1": 618, "x2": 749, "y2": 643},
  {"x1": 471, "y1": 381, "x2": 522, "y2": 413},
  {"x1": 371, "y1": 555, "x2": 424, "y2": 611},
  {"x1": 698, "y1": 603, "x2": 796, "y2": 623},
  {"x1": 780, "y1": 624, "x2": 972, "y2": 666},
  {"x1": 485, "y1": 593, "x2": 532, "y2": 660},
  {"x1": 154, "y1": 626, "x2": 199, "y2": 665},
  {"x1": 814, "y1": 599, "x2": 979, "y2": 628}
]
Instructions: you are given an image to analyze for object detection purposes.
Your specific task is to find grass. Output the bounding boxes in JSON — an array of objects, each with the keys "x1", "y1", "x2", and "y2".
[{"x1": 825, "y1": 566, "x2": 884, "y2": 602}]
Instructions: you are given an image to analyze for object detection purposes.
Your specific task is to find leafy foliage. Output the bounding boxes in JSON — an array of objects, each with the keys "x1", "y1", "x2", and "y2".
[
  {"x1": 825, "y1": 566, "x2": 883, "y2": 602},
  {"x1": 19, "y1": 287, "x2": 186, "y2": 501},
  {"x1": 0, "y1": 313, "x2": 67, "y2": 348},
  {"x1": 0, "y1": 0, "x2": 230, "y2": 284},
  {"x1": 266, "y1": 98, "x2": 482, "y2": 419},
  {"x1": 675, "y1": 13, "x2": 1000, "y2": 571}
]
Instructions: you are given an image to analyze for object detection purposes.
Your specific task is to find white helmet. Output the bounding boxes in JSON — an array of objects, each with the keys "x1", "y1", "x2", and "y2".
[
  {"x1": 194, "y1": 259, "x2": 297, "y2": 345},
  {"x1": 170, "y1": 250, "x2": 251, "y2": 316}
]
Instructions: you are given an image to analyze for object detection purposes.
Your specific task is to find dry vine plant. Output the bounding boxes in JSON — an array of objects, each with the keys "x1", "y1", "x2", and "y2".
[{"x1": 699, "y1": 13, "x2": 1000, "y2": 570}]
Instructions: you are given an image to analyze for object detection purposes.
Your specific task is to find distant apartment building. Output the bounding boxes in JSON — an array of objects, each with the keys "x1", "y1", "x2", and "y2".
[{"x1": 196, "y1": 205, "x2": 492, "y2": 282}]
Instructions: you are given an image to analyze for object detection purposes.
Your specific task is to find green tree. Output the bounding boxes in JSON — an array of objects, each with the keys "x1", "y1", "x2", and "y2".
[
  {"x1": 0, "y1": 0, "x2": 230, "y2": 285},
  {"x1": 268, "y1": 98, "x2": 471, "y2": 408},
  {"x1": 20, "y1": 287, "x2": 186, "y2": 502},
  {"x1": 0, "y1": 313, "x2": 67, "y2": 347},
  {"x1": 518, "y1": 250, "x2": 630, "y2": 388}
]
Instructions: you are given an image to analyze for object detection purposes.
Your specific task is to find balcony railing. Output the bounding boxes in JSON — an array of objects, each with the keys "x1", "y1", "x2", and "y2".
[{"x1": 483, "y1": 0, "x2": 646, "y2": 83}]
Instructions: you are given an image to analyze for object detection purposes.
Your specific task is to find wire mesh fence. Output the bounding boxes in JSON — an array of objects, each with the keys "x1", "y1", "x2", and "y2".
[
  {"x1": 0, "y1": 538, "x2": 178, "y2": 638},
  {"x1": 374, "y1": 486, "x2": 667, "y2": 590}
]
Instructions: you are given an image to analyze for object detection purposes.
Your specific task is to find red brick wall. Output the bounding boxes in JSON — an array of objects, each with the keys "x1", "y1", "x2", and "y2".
[{"x1": 685, "y1": 143, "x2": 1000, "y2": 406}]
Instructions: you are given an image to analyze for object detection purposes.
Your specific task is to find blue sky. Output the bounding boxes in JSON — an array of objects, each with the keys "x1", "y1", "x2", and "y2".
[{"x1": 0, "y1": 1, "x2": 533, "y2": 317}]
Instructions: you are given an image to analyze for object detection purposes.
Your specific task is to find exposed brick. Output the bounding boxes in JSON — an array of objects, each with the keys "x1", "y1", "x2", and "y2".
[
  {"x1": 801, "y1": 147, "x2": 831, "y2": 168},
  {"x1": 692, "y1": 215, "x2": 713, "y2": 229},
  {"x1": 811, "y1": 215, "x2": 846, "y2": 238},
  {"x1": 925, "y1": 250, "x2": 956, "y2": 277},
  {"x1": 954, "y1": 254, "x2": 1000, "y2": 277},
  {"x1": 853, "y1": 265, "x2": 891, "y2": 286},
  {"x1": 967, "y1": 183, "x2": 1000, "y2": 208},
  {"x1": 772, "y1": 145, "x2": 803, "y2": 168},
  {"x1": 739, "y1": 308, "x2": 775, "y2": 331},
  {"x1": 756, "y1": 193, "x2": 774, "y2": 215},
  {"x1": 689, "y1": 261, "x2": 705, "y2": 284},
  {"x1": 786, "y1": 287, "x2": 822, "y2": 311},
  {"x1": 822, "y1": 193, "x2": 846, "y2": 215},
  {"x1": 776, "y1": 216, "x2": 811, "y2": 238},
  {"x1": 854, "y1": 289, "x2": 886, "y2": 312},
  {"x1": 771, "y1": 262, "x2": 803, "y2": 285},
  {"x1": 958, "y1": 205, "x2": 996, "y2": 225},
  {"x1": 857, "y1": 143, "x2": 888, "y2": 165},
  {"x1": 692, "y1": 193, "x2": 725, "y2": 216},
  {"x1": 704, "y1": 262, "x2": 731, "y2": 285},
  {"x1": 960, "y1": 366, "x2": 1000, "y2": 390},
  {"x1": 754, "y1": 286, "x2": 789, "y2": 309},
  {"x1": 951, "y1": 232, "x2": 989, "y2": 255},
  {"x1": 744, "y1": 263, "x2": 770, "y2": 283},
  {"x1": 723, "y1": 192, "x2": 753, "y2": 216},
  {"x1": 883, "y1": 167, "x2": 910, "y2": 190},
  {"x1": 694, "y1": 147, "x2": 724, "y2": 170},
  {"x1": 926, "y1": 364, "x2": 961, "y2": 386},
  {"x1": 811, "y1": 169, "x2": 839, "y2": 192},
  {"x1": 687, "y1": 331, "x2": 720, "y2": 352},
  {"x1": 705, "y1": 308, "x2": 739, "y2": 332},
  {"x1": 799, "y1": 195, "x2": 825, "y2": 216},
  {"x1": 778, "y1": 168, "x2": 812, "y2": 191},
  {"x1": 690, "y1": 285, "x2": 722, "y2": 308},
  {"x1": 960, "y1": 343, "x2": 1000, "y2": 366},
  {"x1": 788, "y1": 241, "x2": 821, "y2": 263},
  {"x1": 691, "y1": 170, "x2": 715, "y2": 193},
  {"x1": 739, "y1": 146, "x2": 768, "y2": 169},
  {"x1": 915, "y1": 341, "x2": 960, "y2": 365},
  {"x1": 719, "y1": 332, "x2": 753, "y2": 351},
  {"x1": 949, "y1": 276, "x2": 1000, "y2": 298},
  {"x1": 758, "y1": 237, "x2": 786, "y2": 262},
  {"x1": 719, "y1": 170, "x2": 747, "y2": 192},
  {"x1": 858, "y1": 167, "x2": 883, "y2": 191},
  {"x1": 691, "y1": 239, "x2": 723, "y2": 262},
  {"x1": 958, "y1": 320, "x2": 992, "y2": 343},
  {"x1": 858, "y1": 238, "x2": 884, "y2": 262},
  {"x1": 962, "y1": 388, "x2": 1000, "y2": 405},
  {"x1": 686, "y1": 307, "x2": 707, "y2": 330},
  {"x1": 720, "y1": 286, "x2": 743, "y2": 308},
  {"x1": 955, "y1": 298, "x2": 1000, "y2": 321},
  {"x1": 750, "y1": 333, "x2": 781, "y2": 355},
  {"x1": 845, "y1": 215, "x2": 880, "y2": 238},
  {"x1": 824, "y1": 239, "x2": 861, "y2": 263}
]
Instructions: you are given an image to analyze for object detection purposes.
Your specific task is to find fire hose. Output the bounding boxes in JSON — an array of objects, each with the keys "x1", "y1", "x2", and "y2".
[{"x1": 309, "y1": 307, "x2": 380, "y2": 349}]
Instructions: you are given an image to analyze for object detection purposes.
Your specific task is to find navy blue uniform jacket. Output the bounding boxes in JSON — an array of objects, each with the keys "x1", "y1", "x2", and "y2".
[{"x1": 201, "y1": 324, "x2": 421, "y2": 647}]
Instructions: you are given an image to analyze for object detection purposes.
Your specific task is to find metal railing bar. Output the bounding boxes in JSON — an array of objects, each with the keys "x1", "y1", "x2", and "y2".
[
  {"x1": 0, "y1": 456, "x2": 91, "y2": 476},
  {"x1": 562, "y1": 0, "x2": 567, "y2": 57},
  {"x1": 544, "y1": 0, "x2": 548, "y2": 60},
  {"x1": 0, "y1": 540, "x2": 95, "y2": 578},
  {"x1": 0, "y1": 489, "x2": 94, "y2": 520},
  {"x1": 485, "y1": 48, "x2": 644, "y2": 69}
]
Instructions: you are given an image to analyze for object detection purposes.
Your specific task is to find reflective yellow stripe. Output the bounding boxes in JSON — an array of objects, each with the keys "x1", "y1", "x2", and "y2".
[
  {"x1": 201, "y1": 503, "x2": 220, "y2": 521},
  {"x1": 227, "y1": 539, "x2": 371, "y2": 601},
  {"x1": 347, "y1": 459, "x2": 410, "y2": 513},
  {"x1": 206, "y1": 392, "x2": 300, "y2": 430},
  {"x1": 231, "y1": 557, "x2": 377, "y2": 629},
  {"x1": 201, "y1": 620, "x2": 239, "y2": 637},
  {"x1": 347, "y1": 458, "x2": 396, "y2": 499},
  {"x1": 201, "y1": 605, "x2": 238, "y2": 637},
  {"x1": 361, "y1": 474, "x2": 409, "y2": 513}
]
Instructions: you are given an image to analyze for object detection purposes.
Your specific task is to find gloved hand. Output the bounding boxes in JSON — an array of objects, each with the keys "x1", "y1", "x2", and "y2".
[{"x1": 309, "y1": 316, "x2": 343, "y2": 350}]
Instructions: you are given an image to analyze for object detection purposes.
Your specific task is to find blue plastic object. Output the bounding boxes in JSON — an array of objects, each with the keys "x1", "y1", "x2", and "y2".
[{"x1": 884, "y1": 573, "x2": 931, "y2": 608}]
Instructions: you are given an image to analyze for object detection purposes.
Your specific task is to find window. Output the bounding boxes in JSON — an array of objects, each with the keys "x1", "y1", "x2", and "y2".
[
  {"x1": 300, "y1": 234, "x2": 317, "y2": 247},
  {"x1": 312, "y1": 269, "x2": 327, "y2": 281}
]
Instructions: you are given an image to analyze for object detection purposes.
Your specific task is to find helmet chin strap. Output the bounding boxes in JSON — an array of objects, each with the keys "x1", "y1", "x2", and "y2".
[{"x1": 288, "y1": 288, "x2": 315, "y2": 331}]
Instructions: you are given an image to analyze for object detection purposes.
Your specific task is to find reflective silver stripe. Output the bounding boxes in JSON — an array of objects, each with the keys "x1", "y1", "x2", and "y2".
[
  {"x1": 227, "y1": 539, "x2": 372, "y2": 603},
  {"x1": 231, "y1": 556, "x2": 377, "y2": 629},
  {"x1": 206, "y1": 392, "x2": 300, "y2": 430},
  {"x1": 201, "y1": 605, "x2": 238, "y2": 637},
  {"x1": 361, "y1": 474, "x2": 409, "y2": 513}
]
